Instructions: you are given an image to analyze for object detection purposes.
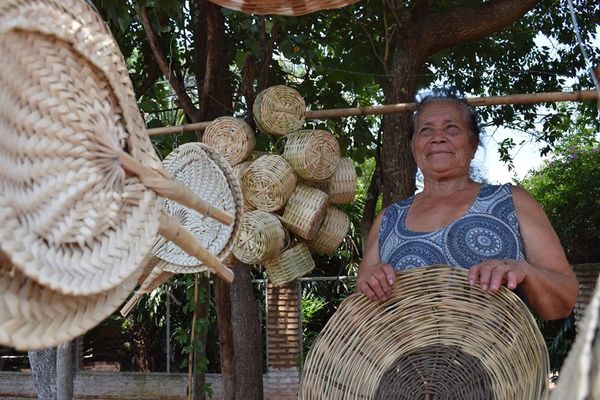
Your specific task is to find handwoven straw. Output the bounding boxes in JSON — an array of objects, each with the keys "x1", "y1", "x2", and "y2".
[
  {"x1": 281, "y1": 184, "x2": 328, "y2": 240},
  {"x1": 282, "y1": 130, "x2": 340, "y2": 181},
  {"x1": 0, "y1": 249, "x2": 142, "y2": 351},
  {"x1": 263, "y1": 242, "x2": 315, "y2": 286},
  {"x1": 550, "y1": 272, "x2": 600, "y2": 400},
  {"x1": 253, "y1": 85, "x2": 305, "y2": 136},
  {"x1": 156, "y1": 142, "x2": 243, "y2": 273},
  {"x1": 0, "y1": 0, "x2": 163, "y2": 295},
  {"x1": 232, "y1": 161, "x2": 256, "y2": 212},
  {"x1": 242, "y1": 155, "x2": 297, "y2": 212},
  {"x1": 327, "y1": 157, "x2": 357, "y2": 204},
  {"x1": 208, "y1": 0, "x2": 359, "y2": 16},
  {"x1": 307, "y1": 206, "x2": 350, "y2": 255},
  {"x1": 232, "y1": 210, "x2": 286, "y2": 264},
  {"x1": 202, "y1": 116, "x2": 255, "y2": 167},
  {"x1": 300, "y1": 265, "x2": 549, "y2": 400}
]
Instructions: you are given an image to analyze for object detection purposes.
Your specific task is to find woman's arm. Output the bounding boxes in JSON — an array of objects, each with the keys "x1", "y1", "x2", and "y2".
[
  {"x1": 468, "y1": 186, "x2": 578, "y2": 320},
  {"x1": 356, "y1": 209, "x2": 396, "y2": 301}
]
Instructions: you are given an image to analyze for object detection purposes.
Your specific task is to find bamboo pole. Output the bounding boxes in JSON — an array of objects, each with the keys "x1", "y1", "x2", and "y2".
[{"x1": 145, "y1": 89, "x2": 599, "y2": 136}]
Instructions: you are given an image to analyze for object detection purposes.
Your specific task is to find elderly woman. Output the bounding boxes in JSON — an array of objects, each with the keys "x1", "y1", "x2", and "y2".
[{"x1": 357, "y1": 94, "x2": 578, "y2": 320}]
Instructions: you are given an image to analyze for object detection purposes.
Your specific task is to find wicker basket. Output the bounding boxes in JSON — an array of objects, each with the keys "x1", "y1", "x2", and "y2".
[
  {"x1": 282, "y1": 130, "x2": 340, "y2": 181},
  {"x1": 253, "y1": 85, "x2": 305, "y2": 136},
  {"x1": 232, "y1": 210, "x2": 286, "y2": 264},
  {"x1": 281, "y1": 184, "x2": 328, "y2": 240},
  {"x1": 300, "y1": 265, "x2": 549, "y2": 400},
  {"x1": 242, "y1": 155, "x2": 297, "y2": 212},
  {"x1": 263, "y1": 242, "x2": 315, "y2": 286},
  {"x1": 232, "y1": 161, "x2": 256, "y2": 212},
  {"x1": 327, "y1": 158, "x2": 357, "y2": 204},
  {"x1": 307, "y1": 207, "x2": 350, "y2": 255},
  {"x1": 155, "y1": 143, "x2": 243, "y2": 273},
  {"x1": 207, "y1": 0, "x2": 359, "y2": 16},
  {"x1": 202, "y1": 116, "x2": 255, "y2": 166}
]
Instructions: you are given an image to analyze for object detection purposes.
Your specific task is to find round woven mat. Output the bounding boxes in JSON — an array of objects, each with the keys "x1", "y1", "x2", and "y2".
[
  {"x1": 156, "y1": 142, "x2": 243, "y2": 273},
  {"x1": 300, "y1": 265, "x2": 549, "y2": 400},
  {"x1": 0, "y1": 249, "x2": 141, "y2": 351},
  {"x1": 208, "y1": 0, "x2": 359, "y2": 16},
  {"x1": 0, "y1": 0, "x2": 163, "y2": 295}
]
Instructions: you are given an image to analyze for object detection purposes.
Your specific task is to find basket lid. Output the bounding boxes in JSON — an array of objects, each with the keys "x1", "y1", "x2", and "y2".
[
  {"x1": 0, "y1": 0, "x2": 163, "y2": 295},
  {"x1": 155, "y1": 143, "x2": 243, "y2": 273},
  {"x1": 208, "y1": 0, "x2": 359, "y2": 16}
]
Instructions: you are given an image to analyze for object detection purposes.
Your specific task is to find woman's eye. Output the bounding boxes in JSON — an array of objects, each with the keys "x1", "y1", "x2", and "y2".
[
  {"x1": 445, "y1": 125, "x2": 460, "y2": 134},
  {"x1": 419, "y1": 127, "x2": 433, "y2": 135}
]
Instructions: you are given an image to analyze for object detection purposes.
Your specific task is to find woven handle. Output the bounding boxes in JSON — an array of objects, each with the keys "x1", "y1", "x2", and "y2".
[
  {"x1": 118, "y1": 151, "x2": 234, "y2": 225},
  {"x1": 158, "y1": 213, "x2": 234, "y2": 283}
]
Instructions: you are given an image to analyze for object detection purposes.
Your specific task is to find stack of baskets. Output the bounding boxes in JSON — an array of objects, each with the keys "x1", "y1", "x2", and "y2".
[{"x1": 205, "y1": 85, "x2": 357, "y2": 286}]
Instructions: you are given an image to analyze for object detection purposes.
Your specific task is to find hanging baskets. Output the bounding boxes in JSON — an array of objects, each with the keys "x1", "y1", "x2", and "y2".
[
  {"x1": 202, "y1": 116, "x2": 255, "y2": 166},
  {"x1": 307, "y1": 206, "x2": 350, "y2": 254},
  {"x1": 207, "y1": 0, "x2": 360, "y2": 16},
  {"x1": 327, "y1": 157, "x2": 357, "y2": 204},
  {"x1": 253, "y1": 85, "x2": 306, "y2": 136},
  {"x1": 281, "y1": 184, "x2": 328, "y2": 240},
  {"x1": 263, "y1": 242, "x2": 315, "y2": 286},
  {"x1": 282, "y1": 130, "x2": 340, "y2": 181},
  {"x1": 300, "y1": 265, "x2": 549, "y2": 400},
  {"x1": 232, "y1": 161, "x2": 256, "y2": 213},
  {"x1": 242, "y1": 155, "x2": 297, "y2": 212},
  {"x1": 232, "y1": 210, "x2": 287, "y2": 264}
]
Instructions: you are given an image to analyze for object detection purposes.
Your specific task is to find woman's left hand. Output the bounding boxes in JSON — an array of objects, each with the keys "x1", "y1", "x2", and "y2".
[{"x1": 468, "y1": 259, "x2": 529, "y2": 292}]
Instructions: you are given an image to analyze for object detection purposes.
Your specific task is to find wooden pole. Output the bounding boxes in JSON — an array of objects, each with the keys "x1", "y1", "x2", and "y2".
[{"x1": 145, "y1": 89, "x2": 599, "y2": 136}]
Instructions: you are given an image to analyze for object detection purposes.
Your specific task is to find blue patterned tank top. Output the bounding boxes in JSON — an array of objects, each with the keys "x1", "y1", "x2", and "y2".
[{"x1": 378, "y1": 184, "x2": 525, "y2": 271}]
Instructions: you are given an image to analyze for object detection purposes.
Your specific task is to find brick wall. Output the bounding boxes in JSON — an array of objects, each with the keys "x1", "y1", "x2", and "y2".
[
  {"x1": 266, "y1": 281, "x2": 301, "y2": 370},
  {"x1": 573, "y1": 263, "x2": 600, "y2": 324}
]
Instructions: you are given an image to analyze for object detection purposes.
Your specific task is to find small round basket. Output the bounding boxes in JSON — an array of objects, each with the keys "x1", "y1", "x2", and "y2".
[
  {"x1": 253, "y1": 85, "x2": 305, "y2": 136},
  {"x1": 202, "y1": 116, "x2": 255, "y2": 166},
  {"x1": 207, "y1": 0, "x2": 359, "y2": 16},
  {"x1": 307, "y1": 207, "x2": 350, "y2": 255},
  {"x1": 232, "y1": 210, "x2": 286, "y2": 264},
  {"x1": 281, "y1": 130, "x2": 340, "y2": 181},
  {"x1": 156, "y1": 142, "x2": 243, "y2": 274},
  {"x1": 281, "y1": 184, "x2": 328, "y2": 240},
  {"x1": 300, "y1": 265, "x2": 549, "y2": 400},
  {"x1": 232, "y1": 161, "x2": 256, "y2": 213},
  {"x1": 263, "y1": 242, "x2": 315, "y2": 286},
  {"x1": 242, "y1": 155, "x2": 297, "y2": 212},
  {"x1": 328, "y1": 158, "x2": 357, "y2": 204}
]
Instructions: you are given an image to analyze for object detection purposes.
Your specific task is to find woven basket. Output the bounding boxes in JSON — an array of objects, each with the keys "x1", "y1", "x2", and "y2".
[
  {"x1": 155, "y1": 142, "x2": 243, "y2": 273},
  {"x1": 300, "y1": 265, "x2": 549, "y2": 400},
  {"x1": 253, "y1": 85, "x2": 305, "y2": 136},
  {"x1": 0, "y1": 249, "x2": 142, "y2": 351},
  {"x1": 242, "y1": 155, "x2": 297, "y2": 212},
  {"x1": 282, "y1": 130, "x2": 340, "y2": 181},
  {"x1": 232, "y1": 210, "x2": 286, "y2": 264},
  {"x1": 307, "y1": 207, "x2": 350, "y2": 255},
  {"x1": 202, "y1": 116, "x2": 255, "y2": 166},
  {"x1": 208, "y1": 0, "x2": 359, "y2": 16},
  {"x1": 0, "y1": 0, "x2": 164, "y2": 296},
  {"x1": 232, "y1": 161, "x2": 256, "y2": 212},
  {"x1": 281, "y1": 184, "x2": 328, "y2": 240},
  {"x1": 327, "y1": 158, "x2": 357, "y2": 204},
  {"x1": 263, "y1": 242, "x2": 315, "y2": 286}
]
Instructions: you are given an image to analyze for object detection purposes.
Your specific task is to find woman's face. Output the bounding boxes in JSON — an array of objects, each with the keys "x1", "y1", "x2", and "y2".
[{"x1": 412, "y1": 101, "x2": 478, "y2": 180}]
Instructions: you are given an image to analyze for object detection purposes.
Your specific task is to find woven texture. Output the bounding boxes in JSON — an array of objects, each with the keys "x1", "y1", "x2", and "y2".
[
  {"x1": 300, "y1": 265, "x2": 549, "y2": 400},
  {"x1": 327, "y1": 157, "x2": 357, "y2": 204},
  {"x1": 282, "y1": 130, "x2": 340, "y2": 181},
  {"x1": 0, "y1": 249, "x2": 142, "y2": 351},
  {"x1": 253, "y1": 85, "x2": 305, "y2": 136},
  {"x1": 156, "y1": 142, "x2": 243, "y2": 273},
  {"x1": 208, "y1": 0, "x2": 359, "y2": 16},
  {"x1": 242, "y1": 155, "x2": 297, "y2": 212},
  {"x1": 282, "y1": 184, "x2": 328, "y2": 240},
  {"x1": 307, "y1": 206, "x2": 350, "y2": 255},
  {"x1": 232, "y1": 210, "x2": 286, "y2": 264},
  {"x1": 203, "y1": 116, "x2": 255, "y2": 166},
  {"x1": 263, "y1": 242, "x2": 315, "y2": 286},
  {"x1": 0, "y1": 0, "x2": 163, "y2": 296},
  {"x1": 232, "y1": 161, "x2": 256, "y2": 212}
]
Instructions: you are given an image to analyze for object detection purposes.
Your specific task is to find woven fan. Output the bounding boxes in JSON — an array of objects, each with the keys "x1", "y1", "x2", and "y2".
[
  {"x1": 0, "y1": 0, "x2": 234, "y2": 298},
  {"x1": 300, "y1": 265, "x2": 549, "y2": 400},
  {"x1": 208, "y1": 0, "x2": 359, "y2": 16},
  {"x1": 156, "y1": 142, "x2": 243, "y2": 274}
]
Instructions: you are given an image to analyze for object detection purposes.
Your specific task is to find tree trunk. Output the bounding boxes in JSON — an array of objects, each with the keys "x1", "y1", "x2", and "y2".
[
  {"x1": 56, "y1": 342, "x2": 74, "y2": 400},
  {"x1": 215, "y1": 273, "x2": 235, "y2": 399},
  {"x1": 28, "y1": 348, "x2": 57, "y2": 400}
]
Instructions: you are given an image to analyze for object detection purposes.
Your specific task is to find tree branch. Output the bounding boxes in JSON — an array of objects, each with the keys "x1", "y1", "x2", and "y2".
[
  {"x1": 417, "y1": 0, "x2": 540, "y2": 55},
  {"x1": 139, "y1": 6, "x2": 201, "y2": 122}
]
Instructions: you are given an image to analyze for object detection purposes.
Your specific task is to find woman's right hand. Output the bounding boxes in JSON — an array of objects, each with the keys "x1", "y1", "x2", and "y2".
[{"x1": 356, "y1": 261, "x2": 396, "y2": 301}]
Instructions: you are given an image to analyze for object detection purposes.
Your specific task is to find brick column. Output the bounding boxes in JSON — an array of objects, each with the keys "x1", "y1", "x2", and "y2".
[{"x1": 266, "y1": 281, "x2": 301, "y2": 370}]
